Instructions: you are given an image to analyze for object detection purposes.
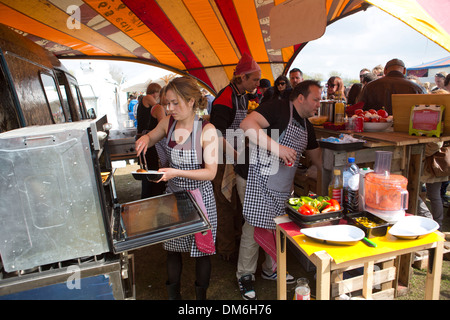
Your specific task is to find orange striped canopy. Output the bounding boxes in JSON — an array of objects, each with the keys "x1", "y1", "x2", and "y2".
[
  {"x1": 0, "y1": 0, "x2": 371, "y2": 92},
  {"x1": 0, "y1": 0, "x2": 447, "y2": 93}
]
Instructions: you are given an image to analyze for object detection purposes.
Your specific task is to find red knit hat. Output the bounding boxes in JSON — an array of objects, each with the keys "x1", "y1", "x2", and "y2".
[{"x1": 234, "y1": 52, "x2": 261, "y2": 75}]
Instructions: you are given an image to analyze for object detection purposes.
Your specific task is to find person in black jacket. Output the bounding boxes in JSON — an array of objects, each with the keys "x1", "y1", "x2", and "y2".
[
  {"x1": 209, "y1": 53, "x2": 261, "y2": 260},
  {"x1": 357, "y1": 58, "x2": 426, "y2": 114},
  {"x1": 136, "y1": 82, "x2": 166, "y2": 198}
]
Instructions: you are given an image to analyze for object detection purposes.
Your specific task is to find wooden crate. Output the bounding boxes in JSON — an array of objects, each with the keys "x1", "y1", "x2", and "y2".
[
  {"x1": 413, "y1": 242, "x2": 450, "y2": 269},
  {"x1": 330, "y1": 257, "x2": 397, "y2": 300},
  {"x1": 392, "y1": 94, "x2": 450, "y2": 135}
]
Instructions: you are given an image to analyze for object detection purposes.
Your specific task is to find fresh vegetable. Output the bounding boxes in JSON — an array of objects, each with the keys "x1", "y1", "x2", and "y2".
[
  {"x1": 298, "y1": 204, "x2": 319, "y2": 216},
  {"x1": 288, "y1": 195, "x2": 339, "y2": 215},
  {"x1": 377, "y1": 107, "x2": 389, "y2": 119},
  {"x1": 321, "y1": 199, "x2": 341, "y2": 213},
  {"x1": 351, "y1": 108, "x2": 393, "y2": 123}
]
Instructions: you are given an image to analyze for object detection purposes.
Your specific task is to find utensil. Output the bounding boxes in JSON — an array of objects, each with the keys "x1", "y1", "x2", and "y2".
[
  {"x1": 139, "y1": 152, "x2": 148, "y2": 171},
  {"x1": 362, "y1": 237, "x2": 377, "y2": 247}
]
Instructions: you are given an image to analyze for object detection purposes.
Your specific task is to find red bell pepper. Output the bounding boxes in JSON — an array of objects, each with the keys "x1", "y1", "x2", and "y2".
[
  {"x1": 298, "y1": 204, "x2": 319, "y2": 216},
  {"x1": 320, "y1": 199, "x2": 341, "y2": 213}
]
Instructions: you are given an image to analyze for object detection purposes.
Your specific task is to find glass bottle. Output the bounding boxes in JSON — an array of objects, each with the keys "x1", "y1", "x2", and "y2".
[
  {"x1": 328, "y1": 169, "x2": 343, "y2": 205},
  {"x1": 334, "y1": 93, "x2": 345, "y2": 125}
]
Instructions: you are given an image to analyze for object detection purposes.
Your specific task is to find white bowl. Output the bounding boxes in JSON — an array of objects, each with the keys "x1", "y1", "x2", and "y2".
[
  {"x1": 301, "y1": 225, "x2": 365, "y2": 245},
  {"x1": 363, "y1": 121, "x2": 393, "y2": 132},
  {"x1": 388, "y1": 216, "x2": 439, "y2": 240}
]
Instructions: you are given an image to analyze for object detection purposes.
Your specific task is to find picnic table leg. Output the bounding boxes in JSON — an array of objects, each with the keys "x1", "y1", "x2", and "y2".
[
  {"x1": 363, "y1": 261, "x2": 374, "y2": 299},
  {"x1": 314, "y1": 251, "x2": 331, "y2": 300},
  {"x1": 276, "y1": 226, "x2": 287, "y2": 300},
  {"x1": 425, "y1": 240, "x2": 443, "y2": 300}
]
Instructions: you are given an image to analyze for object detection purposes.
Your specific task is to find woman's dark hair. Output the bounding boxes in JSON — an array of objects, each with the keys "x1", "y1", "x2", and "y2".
[
  {"x1": 347, "y1": 83, "x2": 362, "y2": 105},
  {"x1": 273, "y1": 75, "x2": 291, "y2": 99},
  {"x1": 445, "y1": 74, "x2": 450, "y2": 87}
]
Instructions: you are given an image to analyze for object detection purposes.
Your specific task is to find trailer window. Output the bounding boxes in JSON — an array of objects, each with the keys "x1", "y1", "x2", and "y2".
[
  {"x1": 58, "y1": 85, "x2": 73, "y2": 122},
  {"x1": 69, "y1": 83, "x2": 85, "y2": 119},
  {"x1": 40, "y1": 73, "x2": 65, "y2": 123}
]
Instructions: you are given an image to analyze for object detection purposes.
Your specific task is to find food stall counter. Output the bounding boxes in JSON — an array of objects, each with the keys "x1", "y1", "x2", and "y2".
[
  {"x1": 312, "y1": 126, "x2": 450, "y2": 215},
  {"x1": 275, "y1": 215, "x2": 445, "y2": 300}
]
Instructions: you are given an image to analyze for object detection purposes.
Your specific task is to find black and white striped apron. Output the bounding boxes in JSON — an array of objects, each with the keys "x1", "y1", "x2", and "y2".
[
  {"x1": 242, "y1": 102, "x2": 308, "y2": 230},
  {"x1": 163, "y1": 116, "x2": 217, "y2": 257}
]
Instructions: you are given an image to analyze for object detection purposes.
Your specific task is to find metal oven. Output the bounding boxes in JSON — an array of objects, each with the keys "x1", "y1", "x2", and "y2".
[{"x1": 0, "y1": 116, "x2": 211, "y2": 299}]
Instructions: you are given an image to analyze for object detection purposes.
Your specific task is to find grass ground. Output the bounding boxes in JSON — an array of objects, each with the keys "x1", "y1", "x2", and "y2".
[{"x1": 113, "y1": 162, "x2": 450, "y2": 300}]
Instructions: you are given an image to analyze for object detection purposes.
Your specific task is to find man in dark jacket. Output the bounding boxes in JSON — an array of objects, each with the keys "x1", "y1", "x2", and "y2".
[
  {"x1": 209, "y1": 53, "x2": 261, "y2": 260},
  {"x1": 357, "y1": 58, "x2": 426, "y2": 114}
]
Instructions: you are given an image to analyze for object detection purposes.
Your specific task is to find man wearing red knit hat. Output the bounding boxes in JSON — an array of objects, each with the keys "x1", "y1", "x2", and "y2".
[{"x1": 209, "y1": 53, "x2": 261, "y2": 263}]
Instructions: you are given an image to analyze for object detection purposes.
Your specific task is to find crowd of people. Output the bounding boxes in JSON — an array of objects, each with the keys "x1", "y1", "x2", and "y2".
[{"x1": 132, "y1": 54, "x2": 449, "y2": 300}]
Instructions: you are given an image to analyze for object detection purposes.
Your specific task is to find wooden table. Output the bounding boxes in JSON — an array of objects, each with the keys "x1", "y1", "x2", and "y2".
[
  {"x1": 312, "y1": 127, "x2": 450, "y2": 215},
  {"x1": 275, "y1": 216, "x2": 445, "y2": 300}
]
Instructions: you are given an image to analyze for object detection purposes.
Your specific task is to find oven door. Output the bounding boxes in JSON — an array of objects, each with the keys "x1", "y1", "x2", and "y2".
[{"x1": 111, "y1": 191, "x2": 211, "y2": 253}]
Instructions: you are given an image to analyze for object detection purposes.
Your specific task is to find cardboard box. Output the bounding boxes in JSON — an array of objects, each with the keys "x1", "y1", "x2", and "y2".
[{"x1": 392, "y1": 94, "x2": 450, "y2": 135}]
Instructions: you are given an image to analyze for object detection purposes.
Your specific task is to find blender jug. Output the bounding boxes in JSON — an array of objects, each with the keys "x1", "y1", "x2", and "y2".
[{"x1": 364, "y1": 172, "x2": 409, "y2": 223}]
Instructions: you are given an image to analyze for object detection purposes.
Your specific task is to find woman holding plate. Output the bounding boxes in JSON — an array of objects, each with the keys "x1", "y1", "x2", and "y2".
[{"x1": 135, "y1": 76, "x2": 219, "y2": 300}]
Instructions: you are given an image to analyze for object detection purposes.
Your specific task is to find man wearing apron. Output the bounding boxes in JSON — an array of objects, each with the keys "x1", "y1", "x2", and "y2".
[
  {"x1": 210, "y1": 53, "x2": 262, "y2": 260},
  {"x1": 236, "y1": 80, "x2": 323, "y2": 300}
]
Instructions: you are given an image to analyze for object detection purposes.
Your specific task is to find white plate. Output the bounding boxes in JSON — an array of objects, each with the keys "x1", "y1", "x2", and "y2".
[
  {"x1": 363, "y1": 121, "x2": 393, "y2": 132},
  {"x1": 132, "y1": 170, "x2": 164, "y2": 181},
  {"x1": 388, "y1": 216, "x2": 439, "y2": 240},
  {"x1": 300, "y1": 225, "x2": 365, "y2": 245}
]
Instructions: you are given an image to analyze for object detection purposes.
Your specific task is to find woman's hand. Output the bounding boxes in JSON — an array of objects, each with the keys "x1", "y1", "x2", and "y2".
[
  {"x1": 135, "y1": 134, "x2": 150, "y2": 157},
  {"x1": 156, "y1": 167, "x2": 179, "y2": 182}
]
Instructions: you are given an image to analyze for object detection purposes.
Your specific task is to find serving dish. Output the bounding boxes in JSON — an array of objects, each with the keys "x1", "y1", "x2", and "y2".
[
  {"x1": 363, "y1": 121, "x2": 393, "y2": 132},
  {"x1": 346, "y1": 211, "x2": 389, "y2": 238},
  {"x1": 318, "y1": 140, "x2": 365, "y2": 151},
  {"x1": 285, "y1": 198, "x2": 343, "y2": 222},
  {"x1": 309, "y1": 115, "x2": 328, "y2": 126},
  {"x1": 388, "y1": 216, "x2": 439, "y2": 240},
  {"x1": 132, "y1": 170, "x2": 164, "y2": 181},
  {"x1": 300, "y1": 225, "x2": 365, "y2": 245}
]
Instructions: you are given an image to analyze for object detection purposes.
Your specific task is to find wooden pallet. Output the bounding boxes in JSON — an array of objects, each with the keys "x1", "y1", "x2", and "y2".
[
  {"x1": 330, "y1": 256, "x2": 397, "y2": 300},
  {"x1": 413, "y1": 242, "x2": 450, "y2": 269}
]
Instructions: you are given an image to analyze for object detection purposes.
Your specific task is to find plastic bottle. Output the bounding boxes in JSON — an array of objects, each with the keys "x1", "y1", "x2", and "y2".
[
  {"x1": 343, "y1": 157, "x2": 360, "y2": 214},
  {"x1": 328, "y1": 169, "x2": 343, "y2": 205},
  {"x1": 359, "y1": 167, "x2": 373, "y2": 211},
  {"x1": 334, "y1": 94, "x2": 345, "y2": 125},
  {"x1": 294, "y1": 278, "x2": 310, "y2": 300}
]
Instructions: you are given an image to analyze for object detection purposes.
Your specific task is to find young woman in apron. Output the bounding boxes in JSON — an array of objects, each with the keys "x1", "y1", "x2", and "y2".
[{"x1": 135, "y1": 77, "x2": 219, "y2": 300}]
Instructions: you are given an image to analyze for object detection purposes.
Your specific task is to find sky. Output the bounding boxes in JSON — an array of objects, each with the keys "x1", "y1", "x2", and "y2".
[
  {"x1": 62, "y1": 6, "x2": 449, "y2": 86},
  {"x1": 291, "y1": 6, "x2": 449, "y2": 81}
]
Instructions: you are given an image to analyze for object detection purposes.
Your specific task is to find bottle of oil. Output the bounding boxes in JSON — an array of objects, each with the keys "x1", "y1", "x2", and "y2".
[
  {"x1": 334, "y1": 93, "x2": 345, "y2": 125},
  {"x1": 328, "y1": 169, "x2": 343, "y2": 205}
]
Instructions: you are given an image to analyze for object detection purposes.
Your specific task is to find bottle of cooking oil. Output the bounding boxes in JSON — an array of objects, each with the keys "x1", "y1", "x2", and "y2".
[
  {"x1": 334, "y1": 93, "x2": 345, "y2": 125},
  {"x1": 328, "y1": 169, "x2": 343, "y2": 205}
]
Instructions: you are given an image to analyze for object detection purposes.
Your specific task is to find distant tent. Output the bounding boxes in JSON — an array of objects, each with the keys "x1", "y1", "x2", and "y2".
[{"x1": 407, "y1": 56, "x2": 450, "y2": 77}]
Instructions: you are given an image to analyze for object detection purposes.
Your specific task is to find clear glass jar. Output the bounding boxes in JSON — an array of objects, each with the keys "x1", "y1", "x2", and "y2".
[{"x1": 294, "y1": 278, "x2": 310, "y2": 300}]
